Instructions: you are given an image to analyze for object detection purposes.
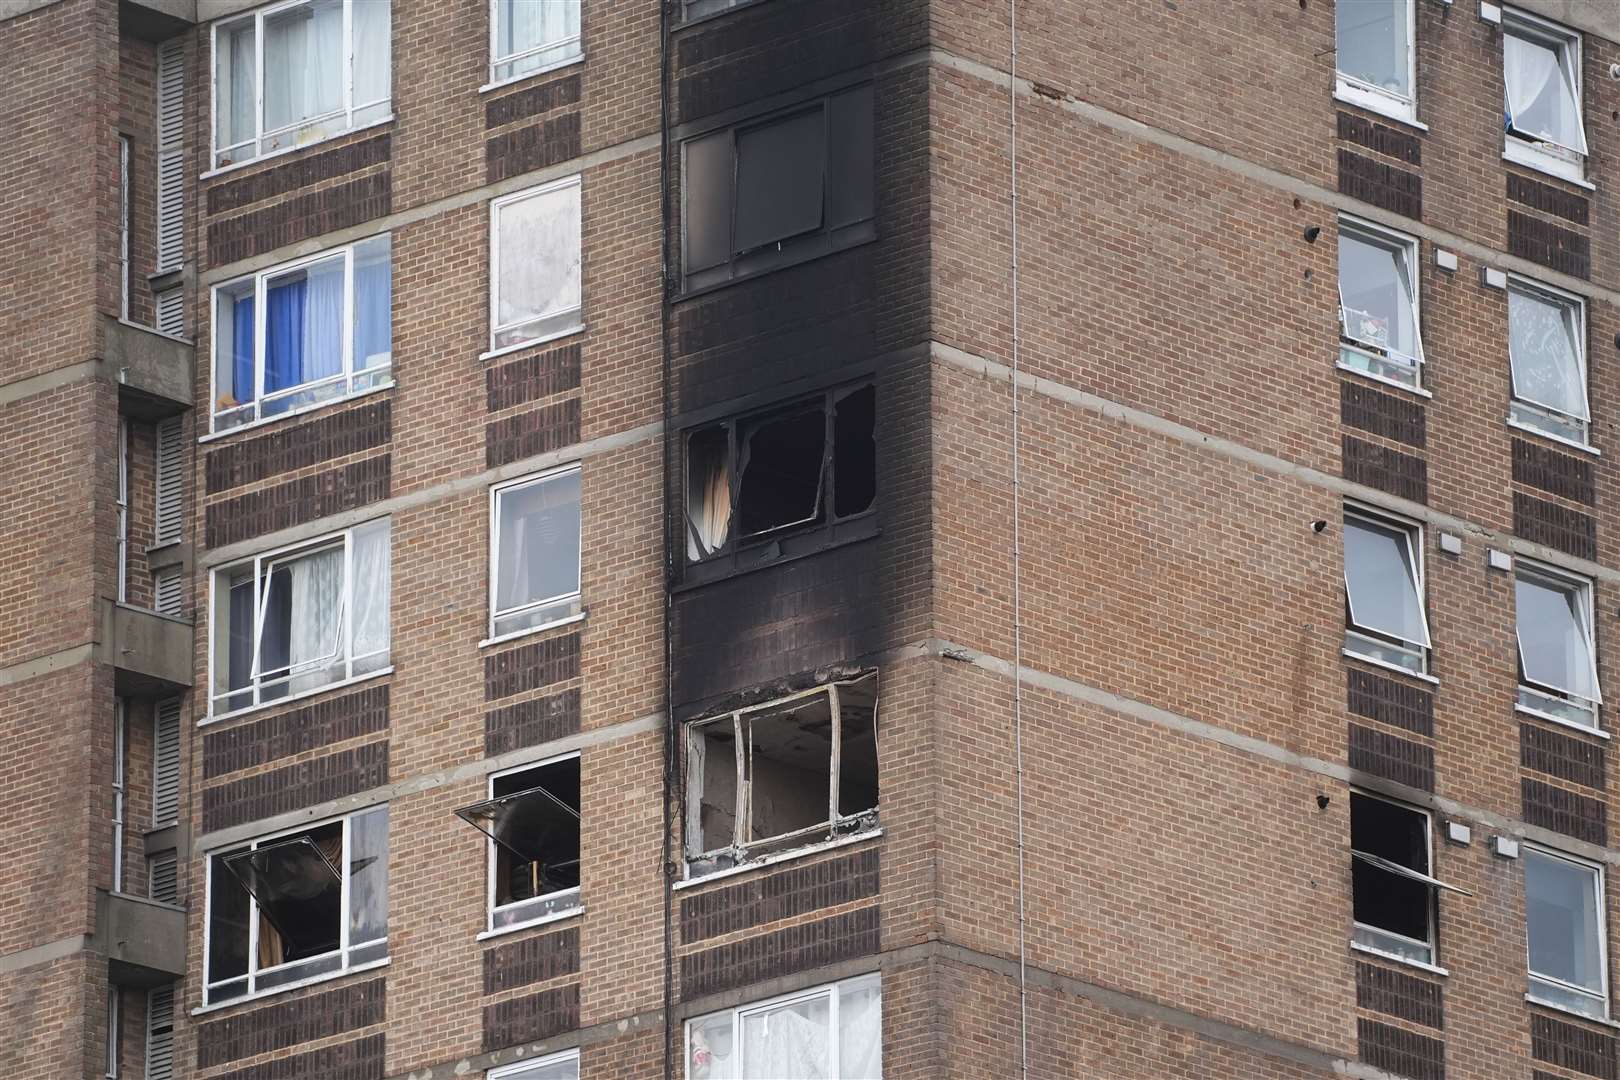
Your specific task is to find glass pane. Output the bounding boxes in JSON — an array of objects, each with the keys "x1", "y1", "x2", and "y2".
[
  {"x1": 1340, "y1": 232, "x2": 1418, "y2": 362},
  {"x1": 1509, "y1": 287, "x2": 1586, "y2": 420},
  {"x1": 689, "y1": 1012, "x2": 736, "y2": 1080},
  {"x1": 262, "y1": 255, "x2": 344, "y2": 399},
  {"x1": 353, "y1": 236, "x2": 393, "y2": 370},
  {"x1": 1336, "y1": 0, "x2": 1410, "y2": 98},
  {"x1": 1526, "y1": 849, "x2": 1604, "y2": 994},
  {"x1": 207, "y1": 852, "x2": 251, "y2": 983},
  {"x1": 734, "y1": 109, "x2": 825, "y2": 254},
  {"x1": 471, "y1": 758, "x2": 582, "y2": 905},
  {"x1": 351, "y1": 520, "x2": 391, "y2": 661},
  {"x1": 264, "y1": 0, "x2": 344, "y2": 133},
  {"x1": 741, "y1": 994, "x2": 831, "y2": 1079},
  {"x1": 215, "y1": 282, "x2": 257, "y2": 415},
  {"x1": 736, "y1": 406, "x2": 826, "y2": 538},
  {"x1": 500, "y1": 1055, "x2": 581, "y2": 1080},
  {"x1": 1518, "y1": 574, "x2": 1595, "y2": 700},
  {"x1": 838, "y1": 981, "x2": 883, "y2": 1079},
  {"x1": 827, "y1": 86, "x2": 875, "y2": 230},
  {"x1": 1506, "y1": 30, "x2": 1583, "y2": 150},
  {"x1": 216, "y1": 19, "x2": 256, "y2": 153},
  {"x1": 685, "y1": 132, "x2": 733, "y2": 276},
  {"x1": 224, "y1": 824, "x2": 343, "y2": 965},
  {"x1": 495, "y1": 0, "x2": 580, "y2": 73},
  {"x1": 496, "y1": 185, "x2": 582, "y2": 337},
  {"x1": 349, "y1": 806, "x2": 389, "y2": 945},
  {"x1": 1350, "y1": 794, "x2": 1430, "y2": 947},
  {"x1": 352, "y1": 0, "x2": 391, "y2": 106},
  {"x1": 496, "y1": 471, "x2": 582, "y2": 615},
  {"x1": 217, "y1": 570, "x2": 257, "y2": 706},
  {"x1": 1343, "y1": 517, "x2": 1427, "y2": 647}
]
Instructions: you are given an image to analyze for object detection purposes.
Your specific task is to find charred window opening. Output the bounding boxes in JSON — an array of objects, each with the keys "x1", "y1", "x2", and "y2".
[
  {"x1": 685, "y1": 383, "x2": 876, "y2": 568},
  {"x1": 685, "y1": 674, "x2": 879, "y2": 877},
  {"x1": 1350, "y1": 792, "x2": 1466, "y2": 967},
  {"x1": 456, "y1": 755, "x2": 581, "y2": 932},
  {"x1": 681, "y1": 84, "x2": 874, "y2": 292}
]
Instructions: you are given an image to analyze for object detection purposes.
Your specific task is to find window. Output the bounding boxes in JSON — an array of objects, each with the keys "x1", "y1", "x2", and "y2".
[
  {"x1": 1508, "y1": 278, "x2": 1588, "y2": 445},
  {"x1": 457, "y1": 755, "x2": 582, "y2": 934},
  {"x1": 105, "y1": 986, "x2": 121, "y2": 1078},
  {"x1": 684, "y1": 674, "x2": 878, "y2": 878},
  {"x1": 1338, "y1": 218, "x2": 1424, "y2": 390},
  {"x1": 686, "y1": 383, "x2": 876, "y2": 575},
  {"x1": 1335, "y1": 0, "x2": 1415, "y2": 123},
  {"x1": 683, "y1": 0, "x2": 761, "y2": 18},
  {"x1": 488, "y1": 0, "x2": 580, "y2": 86},
  {"x1": 1503, "y1": 8, "x2": 1587, "y2": 182},
  {"x1": 205, "y1": 805, "x2": 389, "y2": 1005},
  {"x1": 210, "y1": 519, "x2": 391, "y2": 716},
  {"x1": 212, "y1": 234, "x2": 392, "y2": 432},
  {"x1": 212, "y1": 0, "x2": 391, "y2": 170},
  {"x1": 489, "y1": 177, "x2": 582, "y2": 355},
  {"x1": 687, "y1": 974, "x2": 881, "y2": 1079},
  {"x1": 682, "y1": 85, "x2": 874, "y2": 292},
  {"x1": 489, "y1": 1049, "x2": 580, "y2": 1080},
  {"x1": 1526, "y1": 846, "x2": 1608, "y2": 1019},
  {"x1": 489, "y1": 467, "x2": 582, "y2": 642},
  {"x1": 1343, "y1": 507, "x2": 1431, "y2": 675},
  {"x1": 1517, "y1": 563, "x2": 1602, "y2": 728},
  {"x1": 1350, "y1": 792, "x2": 1466, "y2": 966}
]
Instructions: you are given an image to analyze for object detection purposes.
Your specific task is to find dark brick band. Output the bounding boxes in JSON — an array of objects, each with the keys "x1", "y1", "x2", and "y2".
[
  {"x1": 1523, "y1": 778, "x2": 1607, "y2": 846},
  {"x1": 205, "y1": 455, "x2": 391, "y2": 549},
  {"x1": 482, "y1": 983, "x2": 579, "y2": 1052},
  {"x1": 483, "y1": 927, "x2": 580, "y2": 995},
  {"x1": 1357, "y1": 1018, "x2": 1443, "y2": 1080},
  {"x1": 1508, "y1": 174, "x2": 1589, "y2": 226},
  {"x1": 487, "y1": 343, "x2": 582, "y2": 413},
  {"x1": 679, "y1": 905, "x2": 880, "y2": 1000},
  {"x1": 208, "y1": 172, "x2": 392, "y2": 267},
  {"x1": 1349, "y1": 722, "x2": 1434, "y2": 792},
  {"x1": 1514, "y1": 492, "x2": 1596, "y2": 561},
  {"x1": 1532, "y1": 1013, "x2": 1617, "y2": 1079},
  {"x1": 1522, "y1": 723, "x2": 1606, "y2": 791},
  {"x1": 197, "y1": 979, "x2": 384, "y2": 1068},
  {"x1": 207, "y1": 134, "x2": 392, "y2": 215},
  {"x1": 1347, "y1": 669, "x2": 1434, "y2": 738},
  {"x1": 206, "y1": 400, "x2": 392, "y2": 495},
  {"x1": 1513, "y1": 438, "x2": 1594, "y2": 506},
  {"x1": 204, "y1": 685, "x2": 390, "y2": 780},
  {"x1": 485, "y1": 73, "x2": 582, "y2": 129},
  {"x1": 486, "y1": 112, "x2": 582, "y2": 185},
  {"x1": 1339, "y1": 150, "x2": 1421, "y2": 220},
  {"x1": 1509, "y1": 209, "x2": 1590, "y2": 279},
  {"x1": 1341, "y1": 381, "x2": 1425, "y2": 449},
  {"x1": 213, "y1": 1033, "x2": 384, "y2": 1080},
  {"x1": 1355, "y1": 962, "x2": 1442, "y2": 1030},
  {"x1": 484, "y1": 687, "x2": 581, "y2": 756},
  {"x1": 1337, "y1": 111, "x2": 1422, "y2": 165},
  {"x1": 681, "y1": 847, "x2": 879, "y2": 944},
  {"x1": 203, "y1": 740, "x2": 388, "y2": 832},
  {"x1": 485, "y1": 633, "x2": 581, "y2": 701},
  {"x1": 1343, "y1": 435, "x2": 1427, "y2": 503},
  {"x1": 485, "y1": 399, "x2": 581, "y2": 469}
]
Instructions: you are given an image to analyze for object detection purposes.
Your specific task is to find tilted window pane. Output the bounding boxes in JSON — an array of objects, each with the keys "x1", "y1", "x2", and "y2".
[
  {"x1": 496, "y1": 471, "x2": 582, "y2": 616},
  {"x1": 1517, "y1": 574, "x2": 1597, "y2": 701},
  {"x1": 734, "y1": 109, "x2": 825, "y2": 254},
  {"x1": 741, "y1": 994, "x2": 832, "y2": 1079},
  {"x1": 1506, "y1": 30, "x2": 1585, "y2": 152},
  {"x1": 263, "y1": 0, "x2": 344, "y2": 134},
  {"x1": 224, "y1": 824, "x2": 344, "y2": 966},
  {"x1": 1344, "y1": 517, "x2": 1428, "y2": 647},
  {"x1": 1509, "y1": 287, "x2": 1586, "y2": 420},
  {"x1": 1337, "y1": 0, "x2": 1410, "y2": 98},
  {"x1": 1340, "y1": 232, "x2": 1418, "y2": 362},
  {"x1": 1350, "y1": 794, "x2": 1430, "y2": 950},
  {"x1": 1526, "y1": 849, "x2": 1604, "y2": 994}
]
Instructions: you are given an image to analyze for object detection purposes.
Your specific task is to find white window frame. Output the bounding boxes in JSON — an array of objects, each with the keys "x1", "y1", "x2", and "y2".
[
  {"x1": 475, "y1": 752, "x2": 583, "y2": 938},
  {"x1": 1516, "y1": 560, "x2": 1603, "y2": 730},
  {"x1": 1502, "y1": 6, "x2": 1589, "y2": 185},
  {"x1": 202, "y1": 804, "x2": 388, "y2": 1007},
  {"x1": 207, "y1": 519, "x2": 390, "y2": 720},
  {"x1": 486, "y1": 465, "x2": 584, "y2": 645},
  {"x1": 1525, "y1": 844, "x2": 1610, "y2": 1020},
  {"x1": 486, "y1": 175, "x2": 584, "y2": 359},
  {"x1": 1343, "y1": 505, "x2": 1432, "y2": 676},
  {"x1": 209, "y1": 0, "x2": 392, "y2": 172},
  {"x1": 1348, "y1": 790, "x2": 1469, "y2": 970},
  {"x1": 1337, "y1": 216, "x2": 1426, "y2": 393},
  {"x1": 1507, "y1": 275, "x2": 1590, "y2": 449},
  {"x1": 1334, "y1": 0, "x2": 1419, "y2": 126},
  {"x1": 208, "y1": 235, "x2": 392, "y2": 434},
  {"x1": 485, "y1": 0, "x2": 583, "y2": 91},
  {"x1": 685, "y1": 973, "x2": 881, "y2": 1080},
  {"x1": 488, "y1": 1048, "x2": 581, "y2": 1080}
]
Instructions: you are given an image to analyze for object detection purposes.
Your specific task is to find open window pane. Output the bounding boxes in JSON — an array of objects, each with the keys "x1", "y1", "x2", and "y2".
[
  {"x1": 734, "y1": 110, "x2": 825, "y2": 254},
  {"x1": 1339, "y1": 228, "x2": 1420, "y2": 367},
  {"x1": 833, "y1": 386, "x2": 877, "y2": 519},
  {"x1": 1527, "y1": 848, "x2": 1606, "y2": 1014},
  {"x1": 1336, "y1": 0, "x2": 1411, "y2": 100},
  {"x1": 737, "y1": 406, "x2": 826, "y2": 539},
  {"x1": 493, "y1": 180, "x2": 582, "y2": 350},
  {"x1": 1518, "y1": 570, "x2": 1599, "y2": 707},
  {"x1": 837, "y1": 677, "x2": 879, "y2": 820},
  {"x1": 492, "y1": 469, "x2": 581, "y2": 638},
  {"x1": 1350, "y1": 793, "x2": 1433, "y2": 963},
  {"x1": 224, "y1": 827, "x2": 343, "y2": 966},
  {"x1": 492, "y1": 0, "x2": 581, "y2": 83},
  {"x1": 1509, "y1": 284, "x2": 1587, "y2": 425},
  {"x1": 458, "y1": 758, "x2": 581, "y2": 929},
  {"x1": 256, "y1": 543, "x2": 345, "y2": 699},
  {"x1": 1344, "y1": 514, "x2": 1429, "y2": 649},
  {"x1": 1506, "y1": 26, "x2": 1586, "y2": 154}
]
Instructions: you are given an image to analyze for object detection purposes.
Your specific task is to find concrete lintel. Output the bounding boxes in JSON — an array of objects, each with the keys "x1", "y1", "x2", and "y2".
[
  {"x1": 1509, "y1": 0, "x2": 1620, "y2": 44},
  {"x1": 0, "y1": 934, "x2": 88, "y2": 975},
  {"x1": 0, "y1": 643, "x2": 96, "y2": 687},
  {"x1": 0, "y1": 0, "x2": 65, "y2": 24},
  {"x1": 95, "y1": 890, "x2": 186, "y2": 987}
]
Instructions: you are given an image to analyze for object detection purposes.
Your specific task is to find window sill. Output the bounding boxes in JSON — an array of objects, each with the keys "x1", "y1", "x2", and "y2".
[
  {"x1": 1506, "y1": 416, "x2": 1599, "y2": 457},
  {"x1": 476, "y1": 905, "x2": 584, "y2": 942},
  {"x1": 1526, "y1": 993, "x2": 1617, "y2": 1028},
  {"x1": 193, "y1": 956, "x2": 389, "y2": 1017},
  {"x1": 202, "y1": 114, "x2": 396, "y2": 182},
  {"x1": 676, "y1": 231, "x2": 878, "y2": 304},
  {"x1": 479, "y1": 610, "x2": 587, "y2": 650},
  {"x1": 1515, "y1": 703, "x2": 1609, "y2": 740},
  {"x1": 1350, "y1": 942, "x2": 1449, "y2": 977},
  {"x1": 1502, "y1": 144, "x2": 1594, "y2": 191},
  {"x1": 479, "y1": 54, "x2": 585, "y2": 96},
  {"x1": 674, "y1": 829, "x2": 882, "y2": 892},
  {"x1": 201, "y1": 667, "x2": 393, "y2": 727},
  {"x1": 1336, "y1": 359, "x2": 1431, "y2": 399},
  {"x1": 1332, "y1": 86, "x2": 1426, "y2": 133},
  {"x1": 480, "y1": 322, "x2": 586, "y2": 364},
  {"x1": 199, "y1": 379, "x2": 393, "y2": 444},
  {"x1": 1342, "y1": 648, "x2": 1439, "y2": 686}
]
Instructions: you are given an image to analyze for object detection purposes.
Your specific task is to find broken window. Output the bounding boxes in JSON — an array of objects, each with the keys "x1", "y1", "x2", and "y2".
[
  {"x1": 211, "y1": 519, "x2": 391, "y2": 716},
  {"x1": 1350, "y1": 792, "x2": 1465, "y2": 967},
  {"x1": 457, "y1": 755, "x2": 582, "y2": 932},
  {"x1": 1517, "y1": 562, "x2": 1602, "y2": 728},
  {"x1": 685, "y1": 384, "x2": 876, "y2": 568},
  {"x1": 685, "y1": 674, "x2": 878, "y2": 877},
  {"x1": 681, "y1": 85, "x2": 875, "y2": 291},
  {"x1": 1342, "y1": 506, "x2": 1430, "y2": 675},
  {"x1": 204, "y1": 805, "x2": 389, "y2": 1005},
  {"x1": 489, "y1": 466, "x2": 582, "y2": 641},
  {"x1": 687, "y1": 974, "x2": 882, "y2": 1080}
]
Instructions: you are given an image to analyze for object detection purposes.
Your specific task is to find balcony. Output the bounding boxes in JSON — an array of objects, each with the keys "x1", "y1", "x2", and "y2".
[
  {"x1": 100, "y1": 315, "x2": 192, "y2": 420},
  {"x1": 100, "y1": 599, "x2": 193, "y2": 697},
  {"x1": 96, "y1": 890, "x2": 186, "y2": 988}
]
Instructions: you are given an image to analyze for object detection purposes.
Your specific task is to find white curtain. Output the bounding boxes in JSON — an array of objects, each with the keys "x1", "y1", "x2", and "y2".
[
  {"x1": 265, "y1": 0, "x2": 343, "y2": 132},
  {"x1": 688, "y1": 455, "x2": 732, "y2": 560},
  {"x1": 304, "y1": 256, "x2": 345, "y2": 382},
  {"x1": 1505, "y1": 32, "x2": 1581, "y2": 150},
  {"x1": 1509, "y1": 288, "x2": 1586, "y2": 419},
  {"x1": 742, "y1": 998, "x2": 830, "y2": 1079},
  {"x1": 351, "y1": 521, "x2": 391, "y2": 662},
  {"x1": 498, "y1": 184, "x2": 581, "y2": 330},
  {"x1": 499, "y1": 0, "x2": 580, "y2": 61},
  {"x1": 838, "y1": 984, "x2": 882, "y2": 1079},
  {"x1": 220, "y1": 21, "x2": 257, "y2": 149},
  {"x1": 352, "y1": 0, "x2": 391, "y2": 107},
  {"x1": 288, "y1": 547, "x2": 344, "y2": 691}
]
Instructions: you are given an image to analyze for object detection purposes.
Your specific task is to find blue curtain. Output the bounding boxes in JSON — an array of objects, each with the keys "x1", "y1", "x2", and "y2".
[
  {"x1": 231, "y1": 295, "x2": 256, "y2": 404},
  {"x1": 265, "y1": 278, "x2": 307, "y2": 392},
  {"x1": 354, "y1": 259, "x2": 392, "y2": 367}
]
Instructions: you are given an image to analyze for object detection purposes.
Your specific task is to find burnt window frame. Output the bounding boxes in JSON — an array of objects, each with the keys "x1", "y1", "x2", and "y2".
[
  {"x1": 682, "y1": 382, "x2": 877, "y2": 584},
  {"x1": 679, "y1": 0, "x2": 771, "y2": 24},
  {"x1": 1349, "y1": 791, "x2": 1467, "y2": 971},
  {"x1": 679, "y1": 83, "x2": 876, "y2": 295}
]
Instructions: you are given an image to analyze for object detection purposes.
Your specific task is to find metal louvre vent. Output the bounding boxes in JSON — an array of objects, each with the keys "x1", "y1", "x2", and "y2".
[
  {"x1": 155, "y1": 39, "x2": 184, "y2": 275},
  {"x1": 154, "y1": 568, "x2": 183, "y2": 617},
  {"x1": 154, "y1": 289, "x2": 184, "y2": 338},
  {"x1": 151, "y1": 699, "x2": 181, "y2": 827},
  {"x1": 147, "y1": 850, "x2": 178, "y2": 905},
  {"x1": 153, "y1": 416, "x2": 183, "y2": 547},
  {"x1": 145, "y1": 985, "x2": 175, "y2": 1080}
]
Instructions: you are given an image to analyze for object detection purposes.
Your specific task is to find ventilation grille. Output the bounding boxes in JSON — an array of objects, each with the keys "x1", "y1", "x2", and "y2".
[
  {"x1": 154, "y1": 289, "x2": 184, "y2": 338},
  {"x1": 155, "y1": 39, "x2": 185, "y2": 274},
  {"x1": 147, "y1": 850, "x2": 178, "y2": 905},
  {"x1": 154, "y1": 416, "x2": 183, "y2": 546},
  {"x1": 145, "y1": 986, "x2": 175, "y2": 1080},
  {"x1": 151, "y1": 699, "x2": 181, "y2": 827},
  {"x1": 154, "y1": 568, "x2": 183, "y2": 617}
]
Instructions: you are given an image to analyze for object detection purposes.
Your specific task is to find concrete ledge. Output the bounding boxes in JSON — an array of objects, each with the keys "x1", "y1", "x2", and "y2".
[
  {"x1": 96, "y1": 891, "x2": 185, "y2": 987},
  {"x1": 101, "y1": 600, "x2": 194, "y2": 696},
  {"x1": 120, "y1": 0, "x2": 194, "y2": 39},
  {"x1": 1511, "y1": 0, "x2": 1620, "y2": 45},
  {"x1": 101, "y1": 314, "x2": 193, "y2": 418}
]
